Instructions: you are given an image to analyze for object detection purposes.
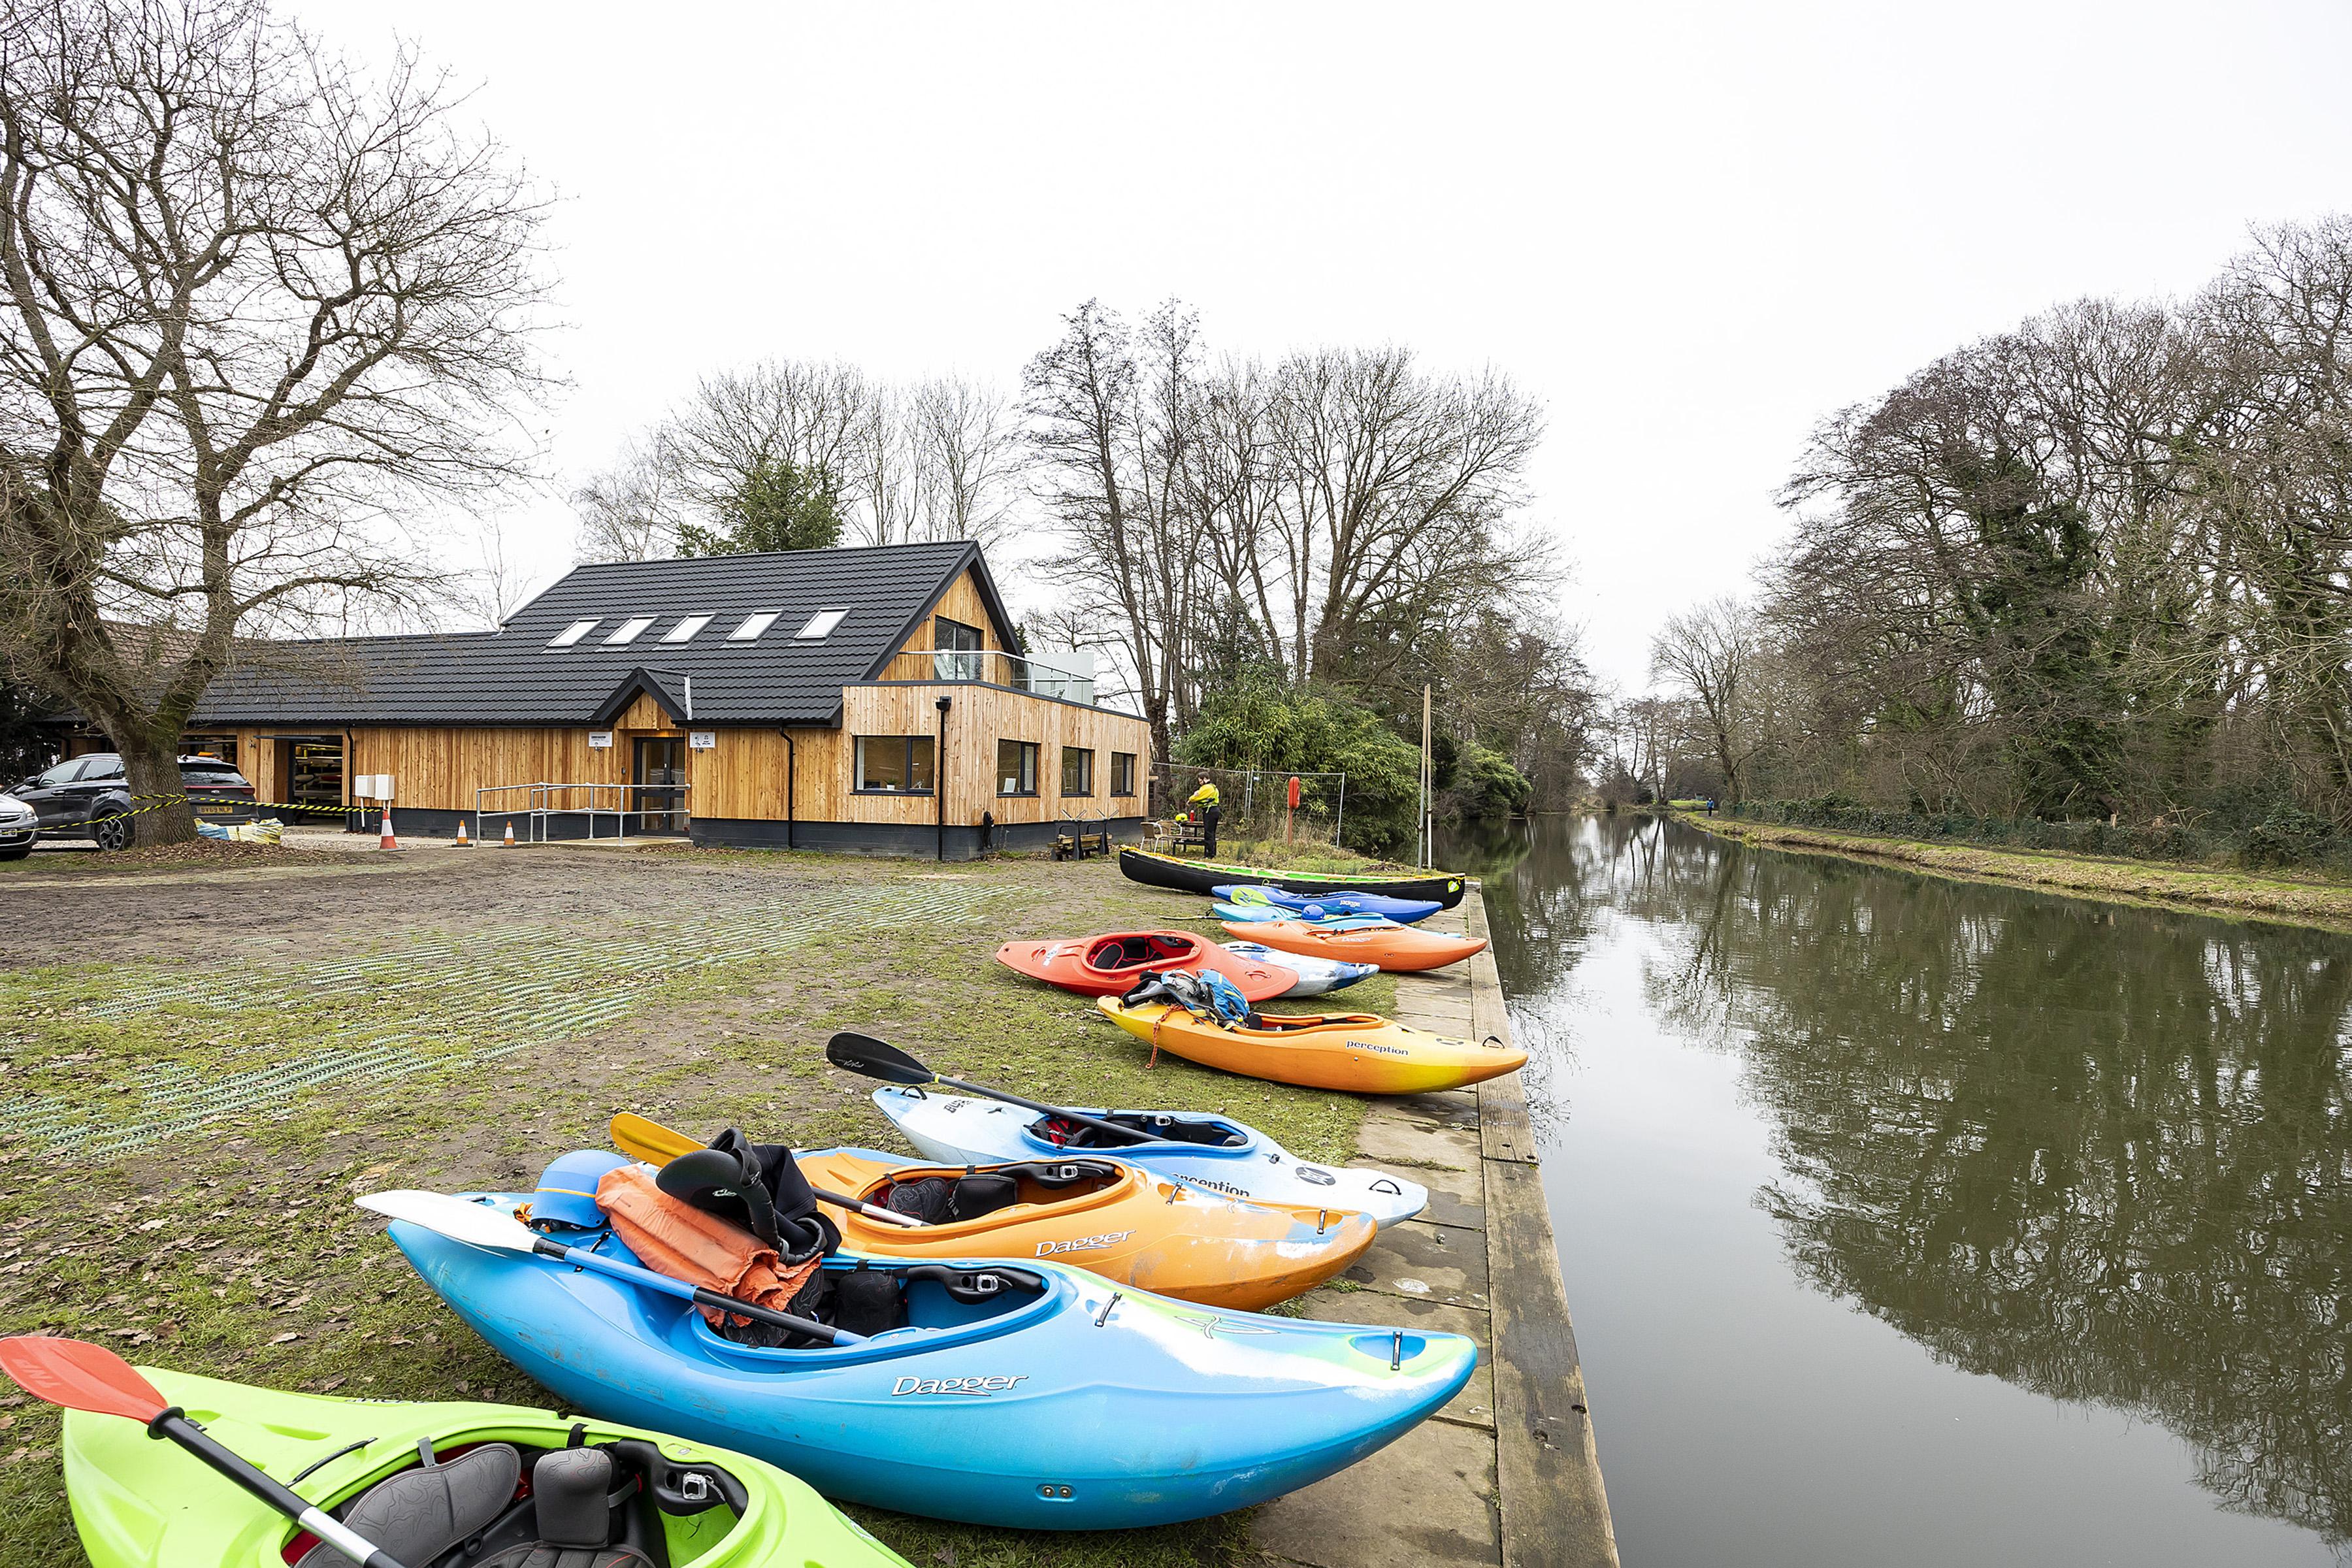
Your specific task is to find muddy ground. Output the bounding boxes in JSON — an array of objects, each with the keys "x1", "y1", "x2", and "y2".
[{"x1": 0, "y1": 842, "x2": 1392, "y2": 1568}]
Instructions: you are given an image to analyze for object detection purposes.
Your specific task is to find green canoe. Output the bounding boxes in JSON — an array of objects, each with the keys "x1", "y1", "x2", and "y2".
[{"x1": 60, "y1": 1367, "x2": 911, "y2": 1567}]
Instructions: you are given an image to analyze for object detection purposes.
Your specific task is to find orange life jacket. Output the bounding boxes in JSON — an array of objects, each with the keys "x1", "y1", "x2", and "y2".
[{"x1": 595, "y1": 1164, "x2": 821, "y2": 1330}]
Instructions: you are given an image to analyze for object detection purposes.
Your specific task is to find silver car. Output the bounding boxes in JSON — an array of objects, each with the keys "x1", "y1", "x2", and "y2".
[{"x1": 0, "y1": 791, "x2": 34, "y2": 861}]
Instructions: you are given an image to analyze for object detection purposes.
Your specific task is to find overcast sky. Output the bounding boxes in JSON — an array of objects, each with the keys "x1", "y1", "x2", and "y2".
[{"x1": 296, "y1": 1, "x2": 2352, "y2": 690}]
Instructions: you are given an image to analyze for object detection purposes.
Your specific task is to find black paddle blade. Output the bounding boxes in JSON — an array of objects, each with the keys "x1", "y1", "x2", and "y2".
[{"x1": 826, "y1": 1032, "x2": 934, "y2": 1086}]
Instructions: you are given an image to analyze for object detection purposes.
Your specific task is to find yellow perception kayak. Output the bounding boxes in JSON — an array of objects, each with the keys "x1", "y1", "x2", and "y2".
[
  {"x1": 792, "y1": 1147, "x2": 1375, "y2": 1311},
  {"x1": 1096, "y1": 996, "x2": 1529, "y2": 1094}
]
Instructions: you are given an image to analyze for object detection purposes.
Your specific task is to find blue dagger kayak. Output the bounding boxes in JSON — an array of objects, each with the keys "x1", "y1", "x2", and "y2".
[
  {"x1": 382, "y1": 1193, "x2": 1475, "y2": 1531},
  {"x1": 1215, "y1": 885, "x2": 1445, "y2": 923}
]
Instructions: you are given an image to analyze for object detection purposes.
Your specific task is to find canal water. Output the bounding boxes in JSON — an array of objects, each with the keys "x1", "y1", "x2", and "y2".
[{"x1": 1444, "y1": 814, "x2": 2349, "y2": 1567}]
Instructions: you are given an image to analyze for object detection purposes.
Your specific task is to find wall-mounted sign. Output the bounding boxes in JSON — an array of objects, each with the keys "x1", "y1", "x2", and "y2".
[
  {"x1": 588, "y1": 731, "x2": 613, "y2": 749},
  {"x1": 689, "y1": 731, "x2": 717, "y2": 751}
]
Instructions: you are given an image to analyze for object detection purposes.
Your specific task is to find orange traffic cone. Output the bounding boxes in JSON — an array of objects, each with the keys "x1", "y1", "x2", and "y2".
[
  {"x1": 502, "y1": 819, "x2": 516, "y2": 847},
  {"x1": 378, "y1": 804, "x2": 400, "y2": 851},
  {"x1": 454, "y1": 817, "x2": 472, "y2": 847}
]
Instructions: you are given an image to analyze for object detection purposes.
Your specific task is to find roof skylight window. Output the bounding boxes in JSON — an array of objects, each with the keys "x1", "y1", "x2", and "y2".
[
  {"x1": 795, "y1": 608, "x2": 848, "y2": 640},
  {"x1": 728, "y1": 611, "x2": 780, "y2": 642},
  {"x1": 604, "y1": 616, "x2": 655, "y2": 645},
  {"x1": 662, "y1": 614, "x2": 713, "y2": 644},
  {"x1": 547, "y1": 619, "x2": 598, "y2": 647}
]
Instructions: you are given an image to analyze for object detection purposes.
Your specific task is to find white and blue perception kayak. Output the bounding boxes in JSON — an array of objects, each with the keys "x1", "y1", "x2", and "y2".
[
  {"x1": 872, "y1": 1087, "x2": 1427, "y2": 1229},
  {"x1": 1222, "y1": 939, "x2": 1378, "y2": 996}
]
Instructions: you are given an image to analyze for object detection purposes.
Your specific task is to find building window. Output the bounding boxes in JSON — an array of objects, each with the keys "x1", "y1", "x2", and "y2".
[
  {"x1": 796, "y1": 608, "x2": 848, "y2": 640},
  {"x1": 547, "y1": 619, "x2": 598, "y2": 647},
  {"x1": 661, "y1": 614, "x2": 712, "y2": 643},
  {"x1": 936, "y1": 615, "x2": 983, "y2": 681},
  {"x1": 728, "y1": 611, "x2": 779, "y2": 641},
  {"x1": 1062, "y1": 746, "x2": 1094, "y2": 796},
  {"x1": 996, "y1": 739, "x2": 1038, "y2": 796},
  {"x1": 1111, "y1": 751, "x2": 1136, "y2": 796},
  {"x1": 604, "y1": 616, "x2": 655, "y2": 645},
  {"x1": 855, "y1": 736, "x2": 936, "y2": 794}
]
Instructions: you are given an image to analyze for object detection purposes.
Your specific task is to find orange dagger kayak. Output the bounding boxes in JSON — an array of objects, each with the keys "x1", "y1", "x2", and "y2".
[
  {"x1": 792, "y1": 1147, "x2": 1373, "y2": 1310},
  {"x1": 1218, "y1": 918, "x2": 1487, "y2": 973},
  {"x1": 1096, "y1": 996, "x2": 1528, "y2": 1095}
]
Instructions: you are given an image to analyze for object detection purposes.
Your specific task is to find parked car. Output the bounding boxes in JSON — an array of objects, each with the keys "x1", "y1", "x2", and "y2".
[
  {"x1": 8, "y1": 753, "x2": 257, "y2": 850},
  {"x1": 0, "y1": 791, "x2": 34, "y2": 860}
]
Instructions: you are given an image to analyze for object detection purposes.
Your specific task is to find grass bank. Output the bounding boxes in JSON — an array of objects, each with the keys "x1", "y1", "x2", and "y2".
[
  {"x1": 1682, "y1": 811, "x2": 2352, "y2": 932},
  {"x1": 0, "y1": 844, "x2": 1390, "y2": 1568}
]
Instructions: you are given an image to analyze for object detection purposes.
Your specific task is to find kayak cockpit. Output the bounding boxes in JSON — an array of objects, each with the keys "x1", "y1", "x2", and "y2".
[
  {"x1": 681, "y1": 1254, "x2": 1068, "y2": 1369},
  {"x1": 287, "y1": 1431, "x2": 751, "y2": 1568},
  {"x1": 1083, "y1": 932, "x2": 1200, "y2": 973},
  {"x1": 851, "y1": 1156, "x2": 1133, "y2": 1223},
  {"x1": 1024, "y1": 1109, "x2": 1252, "y2": 1152}
]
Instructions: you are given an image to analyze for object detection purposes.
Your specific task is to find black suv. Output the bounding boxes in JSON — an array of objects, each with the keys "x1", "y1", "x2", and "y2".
[{"x1": 11, "y1": 753, "x2": 258, "y2": 850}]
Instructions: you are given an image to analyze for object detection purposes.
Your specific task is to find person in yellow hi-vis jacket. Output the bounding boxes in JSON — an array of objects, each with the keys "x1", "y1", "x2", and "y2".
[{"x1": 1186, "y1": 775, "x2": 1222, "y2": 857}]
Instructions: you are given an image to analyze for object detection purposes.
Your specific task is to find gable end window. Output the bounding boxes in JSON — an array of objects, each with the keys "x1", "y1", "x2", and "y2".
[
  {"x1": 1111, "y1": 751, "x2": 1137, "y2": 796},
  {"x1": 996, "y1": 739, "x2": 1039, "y2": 796},
  {"x1": 855, "y1": 736, "x2": 936, "y2": 794},
  {"x1": 1061, "y1": 746, "x2": 1094, "y2": 797},
  {"x1": 935, "y1": 615, "x2": 984, "y2": 681}
]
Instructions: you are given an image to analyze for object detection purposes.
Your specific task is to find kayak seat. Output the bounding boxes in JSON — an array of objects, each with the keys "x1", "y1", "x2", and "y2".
[
  {"x1": 295, "y1": 1442, "x2": 521, "y2": 1568},
  {"x1": 882, "y1": 1171, "x2": 1021, "y2": 1223},
  {"x1": 1090, "y1": 934, "x2": 1192, "y2": 971},
  {"x1": 468, "y1": 1449, "x2": 654, "y2": 1568}
]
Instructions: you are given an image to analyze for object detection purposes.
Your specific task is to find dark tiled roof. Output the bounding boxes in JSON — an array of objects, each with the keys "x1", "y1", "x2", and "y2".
[{"x1": 190, "y1": 541, "x2": 1005, "y2": 727}]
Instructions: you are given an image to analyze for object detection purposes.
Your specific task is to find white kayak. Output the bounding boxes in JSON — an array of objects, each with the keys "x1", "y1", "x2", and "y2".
[
  {"x1": 871, "y1": 1087, "x2": 1428, "y2": 1230},
  {"x1": 1223, "y1": 939, "x2": 1379, "y2": 997}
]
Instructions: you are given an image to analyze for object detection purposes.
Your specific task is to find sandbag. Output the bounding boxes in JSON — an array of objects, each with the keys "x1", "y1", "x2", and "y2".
[{"x1": 594, "y1": 1165, "x2": 820, "y2": 1333}]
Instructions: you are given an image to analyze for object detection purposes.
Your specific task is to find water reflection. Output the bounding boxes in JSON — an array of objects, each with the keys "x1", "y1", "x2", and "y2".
[{"x1": 1462, "y1": 815, "x2": 2352, "y2": 1552}]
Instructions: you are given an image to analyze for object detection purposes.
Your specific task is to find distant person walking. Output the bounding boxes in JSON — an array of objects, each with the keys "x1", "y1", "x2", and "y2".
[{"x1": 1188, "y1": 774, "x2": 1222, "y2": 857}]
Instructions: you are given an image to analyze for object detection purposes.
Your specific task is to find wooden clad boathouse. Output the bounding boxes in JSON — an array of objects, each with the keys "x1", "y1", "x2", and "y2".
[{"x1": 141, "y1": 542, "x2": 1150, "y2": 857}]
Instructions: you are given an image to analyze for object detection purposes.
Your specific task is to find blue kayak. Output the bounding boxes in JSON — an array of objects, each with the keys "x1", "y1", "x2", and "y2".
[
  {"x1": 1214, "y1": 885, "x2": 1444, "y2": 923},
  {"x1": 1210, "y1": 901, "x2": 1398, "y2": 930},
  {"x1": 383, "y1": 1192, "x2": 1475, "y2": 1530}
]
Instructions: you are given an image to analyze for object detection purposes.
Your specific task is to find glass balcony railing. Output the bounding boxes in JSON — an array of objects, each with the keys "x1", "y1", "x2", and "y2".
[{"x1": 873, "y1": 649, "x2": 1100, "y2": 705}]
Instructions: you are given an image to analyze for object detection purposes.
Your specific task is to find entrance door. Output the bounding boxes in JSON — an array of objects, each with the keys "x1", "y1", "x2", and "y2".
[{"x1": 632, "y1": 738, "x2": 687, "y2": 834}]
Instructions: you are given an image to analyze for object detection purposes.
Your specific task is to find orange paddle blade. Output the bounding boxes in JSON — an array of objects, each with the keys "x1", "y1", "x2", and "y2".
[{"x1": 0, "y1": 1335, "x2": 166, "y2": 1423}]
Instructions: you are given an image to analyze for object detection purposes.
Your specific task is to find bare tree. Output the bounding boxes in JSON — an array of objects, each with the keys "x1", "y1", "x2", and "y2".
[
  {"x1": 1652, "y1": 597, "x2": 1770, "y2": 805},
  {"x1": 1024, "y1": 299, "x2": 1206, "y2": 762},
  {"x1": 1269, "y1": 348, "x2": 1547, "y2": 685},
  {"x1": 572, "y1": 435, "x2": 684, "y2": 562},
  {"x1": 906, "y1": 374, "x2": 1018, "y2": 546},
  {"x1": 574, "y1": 364, "x2": 1021, "y2": 556},
  {"x1": 0, "y1": 0, "x2": 552, "y2": 843}
]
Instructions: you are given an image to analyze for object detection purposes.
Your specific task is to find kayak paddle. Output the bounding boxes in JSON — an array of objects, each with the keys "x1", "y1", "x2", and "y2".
[
  {"x1": 607, "y1": 1113, "x2": 925, "y2": 1229},
  {"x1": 0, "y1": 1335, "x2": 411, "y2": 1568},
  {"x1": 356, "y1": 1190, "x2": 864, "y2": 1345},
  {"x1": 826, "y1": 1032, "x2": 1152, "y2": 1147}
]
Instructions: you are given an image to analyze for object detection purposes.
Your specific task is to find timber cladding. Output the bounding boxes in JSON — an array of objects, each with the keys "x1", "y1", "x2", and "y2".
[{"x1": 336, "y1": 687, "x2": 1148, "y2": 834}]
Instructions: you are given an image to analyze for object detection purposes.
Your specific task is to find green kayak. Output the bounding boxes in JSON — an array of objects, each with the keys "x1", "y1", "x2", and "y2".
[{"x1": 61, "y1": 1366, "x2": 911, "y2": 1567}]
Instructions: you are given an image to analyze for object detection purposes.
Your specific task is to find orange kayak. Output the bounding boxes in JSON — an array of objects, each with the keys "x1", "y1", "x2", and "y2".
[
  {"x1": 1219, "y1": 918, "x2": 1488, "y2": 973},
  {"x1": 793, "y1": 1147, "x2": 1373, "y2": 1310},
  {"x1": 1096, "y1": 996, "x2": 1528, "y2": 1095},
  {"x1": 996, "y1": 930, "x2": 1295, "y2": 1000}
]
